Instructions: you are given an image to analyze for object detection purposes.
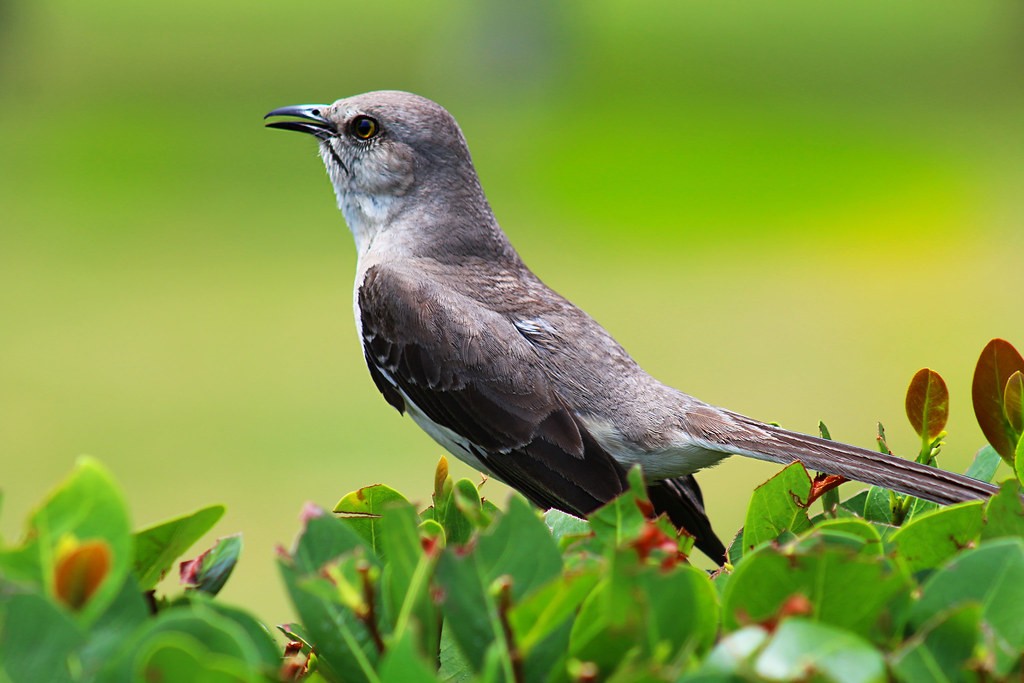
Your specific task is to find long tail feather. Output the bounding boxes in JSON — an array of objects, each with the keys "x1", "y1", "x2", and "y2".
[{"x1": 726, "y1": 412, "x2": 998, "y2": 505}]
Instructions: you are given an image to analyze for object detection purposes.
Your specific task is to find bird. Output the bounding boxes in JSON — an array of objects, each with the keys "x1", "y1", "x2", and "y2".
[{"x1": 265, "y1": 90, "x2": 998, "y2": 563}]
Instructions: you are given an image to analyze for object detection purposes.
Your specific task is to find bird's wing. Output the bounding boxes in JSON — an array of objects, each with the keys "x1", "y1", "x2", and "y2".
[{"x1": 358, "y1": 263, "x2": 630, "y2": 515}]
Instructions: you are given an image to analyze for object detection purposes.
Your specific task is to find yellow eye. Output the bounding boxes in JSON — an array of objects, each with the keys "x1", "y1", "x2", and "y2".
[{"x1": 351, "y1": 115, "x2": 379, "y2": 140}]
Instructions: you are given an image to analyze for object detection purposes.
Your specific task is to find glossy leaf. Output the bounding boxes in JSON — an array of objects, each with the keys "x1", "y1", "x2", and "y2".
[
  {"x1": 379, "y1": 631, "x2": 439, "y2": 683},
  {"x1": 133, "y1": 504, "x2": 224, "y2": 590},
  {"x1": 862, "y1": 486, "x2": 894, "y2": 524},
  {"x1": 570, "y1": 548, "x2": 718, "y2": 676},
  {"x1": 0, "y1": 592, "x2": 85, "y2": 683},
  {"x1": 696, "y1": 626, "x2": 770, "y2": 678},
  {"x1": 1003, "y1": 370, "x2": 1024, "y2": 434},
  {"x1": 1017, "y1": 434, "x2": 1024, "y2": 486},
  {"x1": 442, "y1": 479, "x2": 484, "y2": 546},
  {"x1": 100, "y1": 603, "x2": 273, "y2": 681},
  {"x1": 134, "y1": 634, "x2": 253, "y2": 683},
  {"x1": 475, "y1": 496, "x2": 561, "y2": 601},
  {"x1": 742, "y1": 462, "x2": 812, "y2": 551},
  {"x1": 588, "y1": 467, "x2": 649, "y2": 547},
  {"x1": 543, "y1": 509, "x2": 591, "y2": 545},
  {"x1": 802, "y1": 518, "x2": 883, "y2": 555},
  {"x1": 380, "y1": 500, "x2": 440, "y2": 657},
  {"x1": 334, "y1": 484, "x2": 410, "y2": 557},
  {"x1": 754, "y1": 618, "x2": 886, "y2": 683},
  {"x1": 888, "y1": 502, "x2": 984, "y2": 573},
  {"x1": 971, "y1": 338, "x2": 1024, "y2": 464},
  {"x1": 723, "y1": 543, "x2": 911, "y2": 642},
  {"x1": 891, "y1": 604, "x2": 982, "y2": 683},
  {"x1": 568, "y1": 551, "x2": 647, "y2": 671},
  {"x1": 964, "y1": 445, "x2": 1002, "y2": 483},
  {"x1": 434, "y1": 546, "x2": 504, "y2": 673},
  {"x1": 910, "y1": 538, "x2": 1024, "y2": 675},
  {"x1": 981, "y1": 479, "x2": 1024, "y2": 540},
  {"x1": 905, "y1": 368, "x2": 949, "y2": 440},
  {"x1": 7, "y1": 458, "x2": 133, "y2": 626},
  {"x1": 279, "y1": 554, "x2": 381, "y2": 683},
  {"x1": 508, "y1": 571, "x2": 598, "y2": 664},
  {"x1": 291, "y1": 509, "x2": 370, "y2": 573},
  {"x1": 438, "y1": 622, "x2": 475, "y2": 683}
]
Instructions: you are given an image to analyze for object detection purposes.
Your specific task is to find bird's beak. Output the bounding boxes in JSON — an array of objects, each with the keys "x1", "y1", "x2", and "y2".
[{"x1": 264, "y1": 105, "x2": 334, "y2": 139}]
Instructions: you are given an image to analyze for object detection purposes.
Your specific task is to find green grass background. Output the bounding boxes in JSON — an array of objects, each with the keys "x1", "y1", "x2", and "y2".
[{"x1": 2, "y1": 0, "x2": 1023, "y2": 627}]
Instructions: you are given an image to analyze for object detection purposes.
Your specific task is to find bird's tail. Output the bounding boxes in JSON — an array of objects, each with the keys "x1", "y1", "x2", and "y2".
[
  {"x1": 647, "y1": 475, "x2": 727, "y2": 565},
  {"x1": 723, "y1": 411, "x2": 999, "y2": 505}
]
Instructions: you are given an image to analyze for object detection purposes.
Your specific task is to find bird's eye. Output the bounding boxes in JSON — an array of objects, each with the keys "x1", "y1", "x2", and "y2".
[{"x1": 351, "y1": 115, "x2": 379, "y2": 140}]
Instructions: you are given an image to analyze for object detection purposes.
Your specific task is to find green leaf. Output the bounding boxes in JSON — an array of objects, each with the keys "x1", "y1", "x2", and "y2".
[
  {"x1": 570, "y1": 549, "x2": 718, "y2": 673},
  {"x1": 588, "y1": 468, "x2": 649, "y2": 548},
  {"x1": 570, "y1": 553, "x2": 650, "y2": 671},
  {"x1": 279, "y1": 511, "x2": 380, "y2": 683},
  {"x1": 722, "y1": 542, "x2": 911, "y2": 642},
  {"x1": 636, "y1": 563, "x2": 720, "y2": 657},
  {"x1": 434, "y1": 547, "x2": 504, "y2": 673},
  {"x1": 742, "y1": 462, "x2": 812, "y2": 551},
  {"x1": 134, "y1": 633, "x2": 255, "y2": 683},
  {"x1": 971, "y1": 338, "x2": 1024, "y2": 464},
  {"x1": 179, "y1": 534, "x2": 242, "y2": 596},
  {"x1": 76, "y1": 573, "x2": 150, "y2": 676},
  {"x1": 279, "y1": 553, "x2": 382, "y2": 683},
  {"x1": 0, "y1": 458, "x2": 133, "y2": 626},
  {"x1": 334, "y1": 485, "x2": 410, "y2": 558},
  {"x1": 199, "y1": 599, "x2": 282, "y2": 669},
  {"x1": 509, "y1": 571, "x2": 598, "y2": 680},
  {"x1": 889, "y1": 502, "x2": 984, "y2": 573},
  {"x1": 902, "y1": 496, "x2": 939, "y2": 522},
  {"x1": 132, "y1": 504, "x2": 224, "y2": 591},
  {"x1": 905, "y1": 368, "x2": 949, "y2": 440},
  {"x1": 442, "y1": 479, "x2": 483, "y2": 546},
  {"x1": 100, "y1": 602, "x2": 273, "y2": 681},
  {"x1": 1016, "y1": 434, "x2": 1024, "y2": 487},
  {"x1": 380, "y1": 500, "x2": 440, "y2": 658},
  {"x1": 543, "y1": 509, "x2": 591, "y2": 545},
  {"x1": 379, "y1": 631, "x2": 439, "y2": 683},
  {"x1": 891, "y1": 604, "x2": 982, "y2": 683},
  {"x1": 803, "y1": 518, "x2": 883, "y2": 555},
  {"x1": 862, "y1": 486, "x2": 894, "y2": 524},
  {"x1": 964, "y1": 445, "x2": 1002, "y2": 483},
  {"x1": 0, "y1": 591, "x2": 85, "y2": 683},
  {"x1": 838, "y1": 490, "x2": 869, "y2": 516},
  {"x1": 982, "y1": 479, "x2": 1024, "y2": 540},
  {"x1": 753, "y1": 618, "x2": 886, "y2": 683},
  {"x1": 910, "y1": 538, "x2": 1024, "y2": 675},
  {"x1": 291, "y1": 510, "x2": 370, "y2": 573},
  {"x1": 696, "y1": 625, "x2": 770, "y2": 677},
  {"x1": 476, "y1": 496, "x2": 562, "y2": 602},
  {"x1": 1004, "y1": 370, "x2": 1024, "y2": 435},
  {"x1": 438, "y1": 622, "x2": 475, "y2": 683}
]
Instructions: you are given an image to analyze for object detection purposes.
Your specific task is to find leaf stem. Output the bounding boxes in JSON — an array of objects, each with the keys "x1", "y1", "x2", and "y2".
[{"x1": 357, "y1": 561, "x2": 386, "y2": 656}]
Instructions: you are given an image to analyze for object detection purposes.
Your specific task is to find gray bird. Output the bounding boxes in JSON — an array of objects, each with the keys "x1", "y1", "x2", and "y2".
[{"x1": 265, "y1": 90, "x2": 996, "y2": 563}]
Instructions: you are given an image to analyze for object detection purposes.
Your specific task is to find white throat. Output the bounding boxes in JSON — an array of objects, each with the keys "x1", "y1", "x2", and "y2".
[{"x1": 319, "y1": 145, "x2": 401, "y2": 256}]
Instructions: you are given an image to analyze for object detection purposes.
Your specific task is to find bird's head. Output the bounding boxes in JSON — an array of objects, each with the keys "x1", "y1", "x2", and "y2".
[{"x1": 266, "y1": 90, "x2": 492, "y2": 254}]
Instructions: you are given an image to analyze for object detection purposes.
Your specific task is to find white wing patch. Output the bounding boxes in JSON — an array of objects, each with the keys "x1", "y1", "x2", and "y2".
[{"x1": 513, "y1": 316, "x2": 558, "y2": 348}]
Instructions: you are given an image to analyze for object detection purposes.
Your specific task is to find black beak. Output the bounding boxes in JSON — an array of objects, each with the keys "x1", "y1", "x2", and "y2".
[{"x1": 264, "y1": 105, "x2": 334, "y2": 139}]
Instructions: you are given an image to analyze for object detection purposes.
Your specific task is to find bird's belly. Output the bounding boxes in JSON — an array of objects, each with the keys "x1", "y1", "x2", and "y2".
[{"x1": 581, "y1": 415, "x2": 731, "y2": 478}]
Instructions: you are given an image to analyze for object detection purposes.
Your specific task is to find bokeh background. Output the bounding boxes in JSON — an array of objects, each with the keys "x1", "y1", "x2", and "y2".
[{"x1": 2, "y1": 0, "x2": 1023, "y2": 628}]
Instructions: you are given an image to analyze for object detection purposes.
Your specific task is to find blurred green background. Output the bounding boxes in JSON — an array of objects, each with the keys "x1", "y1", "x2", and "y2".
[{"x1": 2, "y1": 0, "x2": 1023, "y2": 627}]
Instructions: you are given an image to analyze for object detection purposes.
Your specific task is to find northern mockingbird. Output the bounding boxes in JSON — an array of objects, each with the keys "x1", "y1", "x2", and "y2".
[{"x1": 265, "y1": 90, "x2": 997, "y2": 563}]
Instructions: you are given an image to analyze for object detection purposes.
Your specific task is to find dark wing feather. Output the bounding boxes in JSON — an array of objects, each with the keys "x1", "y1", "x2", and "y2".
[
  {"x1": 358, "y1": 263, "x2": 726, "y2": 561},
  {"x1": 359, "y1": 264, "x2": 625, "y2": 513}
]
